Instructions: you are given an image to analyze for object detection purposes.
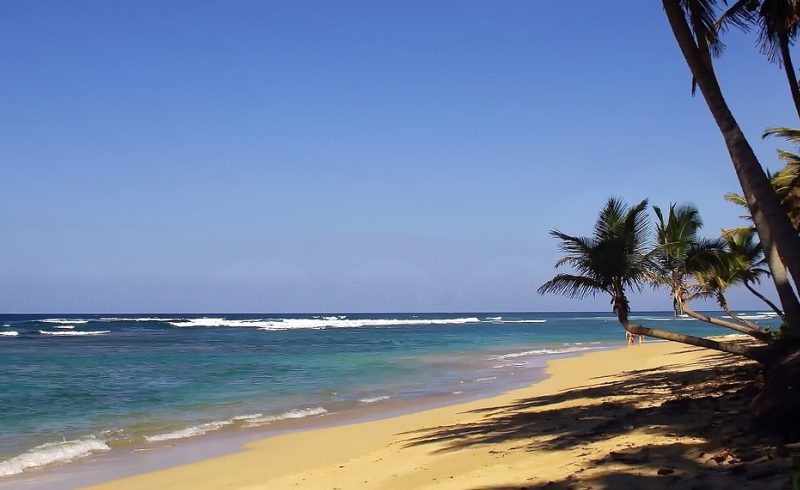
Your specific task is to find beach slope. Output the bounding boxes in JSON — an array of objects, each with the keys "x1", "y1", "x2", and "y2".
[{"x1": 87, "y1": 339, "x2": 788, "y2": 489}]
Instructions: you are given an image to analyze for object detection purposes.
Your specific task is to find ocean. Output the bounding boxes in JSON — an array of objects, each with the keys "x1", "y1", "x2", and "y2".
[{"x1": 0, "y1": 311, "x2": 781, "y2": 482}]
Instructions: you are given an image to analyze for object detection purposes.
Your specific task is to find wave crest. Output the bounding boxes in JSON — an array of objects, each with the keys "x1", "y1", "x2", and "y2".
[
  {"x1": 0, "y1": 438, "x2": 109, "y2": 476},
  {"x1": 168, "y1": 317, "x2": 481, "y2": 330},
  {"x1": 39, "y1": 330, "x2": 110, "y2": 336}
]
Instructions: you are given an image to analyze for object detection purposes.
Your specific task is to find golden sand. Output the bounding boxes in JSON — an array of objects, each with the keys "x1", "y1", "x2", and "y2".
[{"x1": 87, "y1": 339, "x2": 780, "y2": 489}]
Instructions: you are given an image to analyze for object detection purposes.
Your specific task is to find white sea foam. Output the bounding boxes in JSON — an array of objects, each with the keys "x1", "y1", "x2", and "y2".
[
  {"x1": 723, "y1": 314, "x2": 777, "y2": 320},
  {"x1": 40, "y1": 319, "x2": 89, "y2": 324},
  {"x1": 39, "y1": 330, "x2": 110, "y2": 336},
  {"x1": 168, "y1": 317, "x2": 481, "y2": 330},
  {"x1": 229, "y1": 413, "x2": 263, "y2": 421},
  {"x1": 358, "y1": 395, "x2": 391, "y2": 403},
  {"x1": 0, "y1": 331, "x2": 19, "y2": 337},
  {"x1": 2, "y1": 324, "x2": 10, "y2": 327},
  {"x1": 493, "y1": 361, "x2": 529, "y2": 368},
  {"x1": 474, "y1": 376, "x2": 498, "y2": 382},
  {"x1": 54, "y1": 325, "x2": 76, "y2": 330},
  {"x1": 243, "y1": 407, "x2": 328, "y2": 426},
  {"x1": 486, "y1": 316, "x2": 503, "y2": 321},
  {"x1": 630, "y1": 315, "x2": 696, "y2": 321},
  {"x1": 145, "y1": 421, "x2": 233, "y2": 442},
  {"x1": 0, "y1": 438, "x2": 109, "y2": 476},
  {"x1": 100, "y1": 317, "x2": 181, "y2": 322},
  {"x1": 492, "y1": 319, "x2": 547, "y2": 324},
  {"x1": 489, "y1": 346, "x2": 598, "y2": 360}
]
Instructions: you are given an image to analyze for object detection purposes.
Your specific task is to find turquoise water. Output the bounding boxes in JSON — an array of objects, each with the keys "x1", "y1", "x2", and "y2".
[{"x1": 0, "y1": 311, "x2": 780, "y2": 478}]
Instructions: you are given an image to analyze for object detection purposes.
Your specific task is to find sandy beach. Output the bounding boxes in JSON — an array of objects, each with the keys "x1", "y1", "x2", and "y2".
[{"x1": 84, "y1": 337, "x2": 791, "y2": 489}]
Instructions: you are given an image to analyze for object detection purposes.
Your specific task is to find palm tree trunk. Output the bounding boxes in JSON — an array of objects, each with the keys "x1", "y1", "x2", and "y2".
[
  {"x1": 612, "y1": 285, "x2": 766, "y2": 361},
  {"x1": 715, "y1": 295, "x2": 773, "y2": 344},
  {"x1": 761, "y1": 238, "x2": 800, "y2": 322},
  {"x1": 663, "y1": 0, "x2": 800, "y2": 336},
  {"x1": 716, "y1": 291, "x2": 768, "y2": 332},
  {"x1": 681, "y1": 298, "x2": 772, "y2": 342},
  {"x1": 778, "y1": 31, "x2": 800, "y2": 121},
  {"x1": 744, "y1": 279, "x2": 785, "y2": 318}
]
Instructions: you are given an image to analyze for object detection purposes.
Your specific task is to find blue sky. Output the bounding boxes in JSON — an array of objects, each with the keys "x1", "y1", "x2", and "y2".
[{"x1": 1, "y1": 1, "x2": 796, "y2": 313}]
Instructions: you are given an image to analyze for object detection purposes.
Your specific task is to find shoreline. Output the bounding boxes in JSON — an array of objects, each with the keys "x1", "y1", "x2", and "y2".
[
  {"x1": 79, "y1": 338, "x2": 754, "y2": 489},
  {"x1": 0, "y1": 345, "x2": 614, "y2": 489}
]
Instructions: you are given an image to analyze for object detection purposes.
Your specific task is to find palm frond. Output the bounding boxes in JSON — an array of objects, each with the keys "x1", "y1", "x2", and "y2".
[{"x1": 537, "y1": 274, "x2": 609, "y2": 299}]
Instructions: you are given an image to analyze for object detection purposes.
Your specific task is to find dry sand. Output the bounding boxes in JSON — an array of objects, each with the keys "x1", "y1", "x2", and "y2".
[{"x1": 86, "y1": 338, "x2": 793, "y2": 489}]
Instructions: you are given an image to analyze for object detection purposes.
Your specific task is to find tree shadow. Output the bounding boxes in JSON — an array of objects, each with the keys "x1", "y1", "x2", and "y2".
[{"x1": 401, "y1": 348, "x2": 797, "y2": 488}]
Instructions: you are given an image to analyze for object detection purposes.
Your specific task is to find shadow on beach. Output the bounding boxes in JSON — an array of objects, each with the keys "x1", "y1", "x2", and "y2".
[{"x1": 401, "y1": 347, "x2": 796, "y2": 489}]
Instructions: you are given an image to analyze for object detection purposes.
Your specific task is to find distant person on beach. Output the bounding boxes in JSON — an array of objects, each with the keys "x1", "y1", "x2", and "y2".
[
  {"x1": 626, "y1": 331, "x2": 634, "y2": 345},
  {"x1": 638, "y1": 334, "x2": 645, "y2": 343}
]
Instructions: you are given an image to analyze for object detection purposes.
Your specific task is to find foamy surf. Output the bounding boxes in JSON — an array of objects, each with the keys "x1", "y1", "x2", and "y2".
[
  {"x1": 0, "y1": 438, "x2": 109, "y2": 476},
  {"x1": 493, "y1": 361, "x2": 529, "y2": 368},
  {"x1": 54, "y1": 325, "x2": 76, "y2": 330},
  {"x1": 100, "y1": 317, "x2": 180, "y2": 322},
  {"x1": 39, "y1": 330, "x2": 110, "y2": 336},
  {"x1": 168, "y1": 317, "x2": 482, "y2": 330},
  {"x1": 242, "y1": 407, "x2": 328, "y2": 426},
  {"x1": 493, "y1": 319, "x2": 547, "y2": 324},
  {"x1": 723, "y1": 313, "x2": 777, "y2": 320},
  {"x1": 39, "y1": 319, "x2": 90, "y2": 324},
  {"x1": 145, "y1": 421, "x2": 233, "y2": 442},
  {"x1": 0, "y1": 331, "x2": 19, "y2": 337},
  {"x1": 489, "y1": 346, "x2": 597, "y2": 360},
  {"x1": 358, "y1": 395, "x2": 391, "y2": 403}
]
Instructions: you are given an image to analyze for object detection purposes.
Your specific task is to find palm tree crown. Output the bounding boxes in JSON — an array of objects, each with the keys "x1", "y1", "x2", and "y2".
[{"x1": 538, "y1": 198, "x2": 651, "y2": 317}]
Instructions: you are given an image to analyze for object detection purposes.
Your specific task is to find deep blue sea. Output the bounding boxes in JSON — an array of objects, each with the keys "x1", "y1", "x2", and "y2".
[{"x1": 0, "y1": 311, "x2": 781, "y2": 479}]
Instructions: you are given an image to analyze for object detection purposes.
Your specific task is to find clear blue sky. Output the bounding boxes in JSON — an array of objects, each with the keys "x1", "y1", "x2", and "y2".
[{"x1": 1, "y1": 1, "x2": 796, "y2": 313}]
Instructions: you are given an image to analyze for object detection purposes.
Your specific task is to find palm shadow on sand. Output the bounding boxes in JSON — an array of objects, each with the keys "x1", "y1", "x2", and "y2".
[{"x1": 401, "y1": 348, "x2": 795, "y2": 489}]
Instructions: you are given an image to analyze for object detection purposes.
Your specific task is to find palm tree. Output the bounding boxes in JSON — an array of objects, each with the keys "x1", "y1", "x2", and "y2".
[
  {"x1": 763, "y1": 127, "x2": 800, "y2": 229},
  {"x1": 689, "y1": 228, "x2": 774, "y2": 341},
  {"x1": 722, "y1": 227, "x2": 785, "y2": 316},
  {"x1": 717, "y1": 0, "x2": 800, "y2": 119},
  {"x1": 651, "y1": 203, "x2": 769, "y2": 337},
  {"x1": 538, "y1": 198, "x2": 764, "y2": 360},
  {"x1": 725, "y1": 126, "x2": 800, "y2": 321},
  {"x1": 651, "y1": 203, "x2": 704, "y2": 316},
  {"x1": 662, "y1": 0, "x2": 800, "y2": 337}
]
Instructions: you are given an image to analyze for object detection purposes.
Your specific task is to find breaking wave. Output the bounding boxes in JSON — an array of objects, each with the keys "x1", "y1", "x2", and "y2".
[
  {"x1": 168, "y1": 317, "x2": 481, "y2": 330},
  {"x1": 0, "y1": 438, "x2": 109, "y2": 476},
  {"x1": 242, "y1": 407, "x2": 328, "y2": 426},
  {"x1": 39, "y1": 330, "x2": 110, "y2": 336},
  {"x1": 39, "y1": 319, "x2": 90, "y2": 324},
  {"x1": 358, "y1": 395, "x2": 391, "y2": 403},
  {"x1": 489, "y1": 346, "x2": 599, "y2": 360},
  {"x1": 0, "y1": 331, "x2": 19, "y2": 337},
  {"x1": 145, "y1": 421, "x2": 234, "y2": 442}
]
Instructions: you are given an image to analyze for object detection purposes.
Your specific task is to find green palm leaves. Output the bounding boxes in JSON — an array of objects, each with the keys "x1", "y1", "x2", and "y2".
[{"x1": 537, "y1": 198, "x2": 651, "y2": 302}]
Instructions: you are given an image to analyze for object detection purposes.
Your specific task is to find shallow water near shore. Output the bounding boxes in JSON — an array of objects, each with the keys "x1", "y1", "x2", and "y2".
[{"x1": 0, "y1": 311, "x2": 781, "y2": 486}]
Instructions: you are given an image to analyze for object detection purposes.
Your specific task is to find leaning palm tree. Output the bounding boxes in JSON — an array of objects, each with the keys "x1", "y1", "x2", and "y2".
[
  {"x1": 722, "y1": 226, "x2": 785, "y2": 317},
  {"x1": 650, "y1": 203, "x2": 763, "y2": 337},
  {"x1": 689, "y1": 230, "x2": 774, "y2": 341},
  {"x1": 662, "y1": 0, "x2": 800, "y2": 337},
  {"x1": 538, "y1": 197, "x2": 764, "y2": 360},
  {"x1": 651, "y1": 203, "x2": 704, "y2": 316},
  {"x1": 717, "y1": 0, "x2": 800, "y2": 119}
]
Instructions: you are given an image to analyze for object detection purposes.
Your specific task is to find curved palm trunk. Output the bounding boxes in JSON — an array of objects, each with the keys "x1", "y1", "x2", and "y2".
[
  {"x1": 681, "y1": 298, "x2": 773, "y2": 342},
  {"x1": 761, "y1": 238, "x2": 800, "y2": 322},
  {"x1": 663, "y1": 0, "x2": 800, "y2": 336},
  {"x1": 744, "y1": 279, "x2": 785, "y2": 318},
  {"x1": 715, "y1": 291, "x2": 769, "y2": 333},
  {"x1": 778, "y1": 31, "x2": 800, "y2": 121},
  {"x1": 612, "y1": 285, "x2": 766, "y2": 361}
]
